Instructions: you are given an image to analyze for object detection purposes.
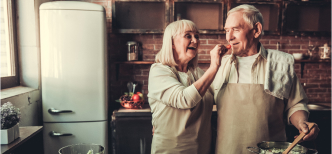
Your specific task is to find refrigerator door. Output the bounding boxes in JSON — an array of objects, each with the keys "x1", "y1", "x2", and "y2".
[
  {"x1": 40, "y1": 3, "x2": 108, "y2": 122},
  {"x1": 43, "y1": 121, "x2": 108, "y2": 154}
]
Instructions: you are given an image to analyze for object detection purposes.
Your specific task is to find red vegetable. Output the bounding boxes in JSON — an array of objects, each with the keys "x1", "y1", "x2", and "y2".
[{"x1": 226, "y1": 45, "x2": 231, "y2": 49}]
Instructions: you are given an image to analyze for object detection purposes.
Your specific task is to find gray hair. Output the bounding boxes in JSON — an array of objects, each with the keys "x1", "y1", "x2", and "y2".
[
  {"x1": 155, "y1": 20, "x2": 199, "y2": 70},
  {"x1": 228, "y1": 4, "x2": 264, "y2": 35}
]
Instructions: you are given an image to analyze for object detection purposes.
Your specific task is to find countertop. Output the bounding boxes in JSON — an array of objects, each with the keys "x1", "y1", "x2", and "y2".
[
  {"x1": 113, "y1": 103, "x2": 331, "y2": 117},
  {"x1": 1, "y1": 126, "x2": 43, "y2": 154}
]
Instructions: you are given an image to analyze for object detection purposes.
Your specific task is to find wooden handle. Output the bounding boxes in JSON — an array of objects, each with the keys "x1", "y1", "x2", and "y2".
[{"x1": 282, "y1": 123, "x2": 315, "y2": 154}]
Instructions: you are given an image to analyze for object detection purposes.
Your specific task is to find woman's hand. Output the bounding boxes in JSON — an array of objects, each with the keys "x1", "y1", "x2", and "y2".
[{"x1": 210, "y1": 44, "x2": 229, "y2": 68}]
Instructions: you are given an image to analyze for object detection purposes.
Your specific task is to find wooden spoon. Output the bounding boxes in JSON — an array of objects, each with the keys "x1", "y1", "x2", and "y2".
[{"x1": 282, "y1": 123, "x2": 315, "y2": 154}]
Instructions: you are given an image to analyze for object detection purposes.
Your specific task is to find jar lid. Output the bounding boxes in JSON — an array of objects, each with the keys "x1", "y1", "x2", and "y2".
[{"x1": 126, "y1": 41, "x2": 137, "y2": 45}]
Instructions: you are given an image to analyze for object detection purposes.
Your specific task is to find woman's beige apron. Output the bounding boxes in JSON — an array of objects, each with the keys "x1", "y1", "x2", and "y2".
[
  {"x1": 215, "y1": 70, "x2": 287, "y2": 154},
  {"x1": 151, "y1": 70, "x2": 214, "y2": 154}
]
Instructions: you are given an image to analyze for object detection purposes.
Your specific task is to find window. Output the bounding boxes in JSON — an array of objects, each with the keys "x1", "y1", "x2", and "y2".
[{"x1": 1, "y1": 0, "x2": 18, "y2": 89}]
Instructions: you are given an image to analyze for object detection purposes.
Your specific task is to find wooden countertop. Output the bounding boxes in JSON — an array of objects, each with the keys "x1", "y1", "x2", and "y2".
[{"x1": 1, "y1": 126, "x2": 43, "y2": 154}]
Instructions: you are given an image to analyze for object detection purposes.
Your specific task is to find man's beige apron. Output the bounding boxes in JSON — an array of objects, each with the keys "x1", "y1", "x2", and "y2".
[{"x1": 215, "y1": 71, "x2": 287, "y2": 154}]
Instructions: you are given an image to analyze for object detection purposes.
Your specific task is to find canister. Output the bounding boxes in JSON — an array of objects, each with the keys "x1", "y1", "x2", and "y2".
[{"x1": 126, "y1": 41, "x2": 139, "y2": 61}]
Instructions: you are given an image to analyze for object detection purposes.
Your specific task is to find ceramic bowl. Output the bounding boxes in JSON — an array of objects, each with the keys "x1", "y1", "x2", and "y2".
[{"x1": 293, "y1": 53, "x2": 303, "y2": 60}]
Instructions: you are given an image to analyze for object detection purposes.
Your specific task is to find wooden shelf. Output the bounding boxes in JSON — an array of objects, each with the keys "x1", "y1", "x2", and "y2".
[
  {"x1": 113, "y1": 61, "x2": 154, "y2": 64},
  {"x1": 114, "y1": 59, "x2": 330, "y2": 79},
  {"x1": 113, "y1": 59, "x2": 330, "y2": 65},
  {"x1": 296, "y1": 59, "x2": 331, "y2": 63},
  {"x1": 296, "y1": 59, "x2": 330, "y2": 78},
  {"x1": 113, "y1": 60, "x2": 211, "y2": 65}
]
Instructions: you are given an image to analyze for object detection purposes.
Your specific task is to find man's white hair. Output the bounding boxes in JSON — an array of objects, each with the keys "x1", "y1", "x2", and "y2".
[{"x1": 228, "y1": 4, "x2": 264, "y2": 35}]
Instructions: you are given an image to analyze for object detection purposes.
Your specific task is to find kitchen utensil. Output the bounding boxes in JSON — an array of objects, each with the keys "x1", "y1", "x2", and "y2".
[
  {"x1": 127, "y1": 82, "x2": 133, "y2": 93},
  {"x1": 132, "y1": 81, "x2": 138, "y2": 93},
  {"x1": 247, "y1": 141, "x2": 308, "y2": 154},
  {"x1": 319, "y1": 43, "x2": 331, "y2": 59},
  {"x1": 283, "y1": 123, "x2": 315, "y2": 154},
  {"x1": 126, "y1": 41, "x2": 139, "y2": 61}
]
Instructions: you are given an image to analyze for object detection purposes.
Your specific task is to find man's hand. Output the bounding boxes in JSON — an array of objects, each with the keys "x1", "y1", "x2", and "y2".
[
  {"x1": 289, "y1": 110, "x2": 320, "y2": 142},
  {"x1": 294, "y1": 121, "x2": 320, "y2": 142}
]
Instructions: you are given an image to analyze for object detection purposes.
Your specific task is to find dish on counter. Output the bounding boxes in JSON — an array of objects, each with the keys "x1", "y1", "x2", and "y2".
[{"x1": 292, "y1": 53, "x2": 303, "y2": 60}]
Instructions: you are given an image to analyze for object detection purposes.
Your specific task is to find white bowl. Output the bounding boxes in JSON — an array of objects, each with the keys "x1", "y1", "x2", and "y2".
[{"x1": 292, "y1": 53, "x2": 303, "y2": 60}]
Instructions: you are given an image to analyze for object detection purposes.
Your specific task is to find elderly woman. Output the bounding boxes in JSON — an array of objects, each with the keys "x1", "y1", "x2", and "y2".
[{"x1": 147, "y1": 20, "x2": 228, "y2": 154}]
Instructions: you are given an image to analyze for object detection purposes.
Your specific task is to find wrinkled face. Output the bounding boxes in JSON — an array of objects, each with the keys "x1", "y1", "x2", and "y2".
[
  {"x1": 225, "y1": 11, "x2": 255, "y2": 56},
  {"x1": 172, "y1": 30, "x2": 200, "y2": 63}
]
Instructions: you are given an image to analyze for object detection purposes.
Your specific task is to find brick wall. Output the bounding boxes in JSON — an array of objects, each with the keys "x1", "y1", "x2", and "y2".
[
  {"x1": 80, "y1": 0, "x2": 331, "y2": 106},
  {"x1": 109, "y1": 34, "x2": 331, "y2": 105}
]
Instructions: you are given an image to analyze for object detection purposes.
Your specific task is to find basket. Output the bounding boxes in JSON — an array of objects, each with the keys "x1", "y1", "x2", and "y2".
[{"x1": 120, "y1": 100, "x2": 145, "y2": 109}]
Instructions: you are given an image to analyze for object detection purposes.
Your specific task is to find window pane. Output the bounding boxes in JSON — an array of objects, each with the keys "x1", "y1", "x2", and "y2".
[{"x1": 1, "y1": 0, "x2": 15, "y2": 77}]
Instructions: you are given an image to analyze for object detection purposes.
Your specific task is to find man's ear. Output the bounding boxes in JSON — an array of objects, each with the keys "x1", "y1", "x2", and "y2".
[{"x1": 253, "y1": 22, "x2": 262, "y2": 38}]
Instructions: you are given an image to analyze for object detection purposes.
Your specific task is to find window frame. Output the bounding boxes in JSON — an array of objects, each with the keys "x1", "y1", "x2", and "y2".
[{"x1": 1, "y1": 0, "x2": 19, "y2": 89}]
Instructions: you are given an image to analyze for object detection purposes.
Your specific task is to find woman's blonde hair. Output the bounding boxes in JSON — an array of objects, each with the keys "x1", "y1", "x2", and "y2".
[
  {"x1": 228, "y1": 4, "x2": 264, "y2": 36},
  {"x1": 155, "y1": 20, "x2": 199, "y2": 70}
]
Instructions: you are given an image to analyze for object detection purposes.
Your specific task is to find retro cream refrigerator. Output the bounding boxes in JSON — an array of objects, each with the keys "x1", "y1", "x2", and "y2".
[{"x1": 40, "y1": 1, "x2": 108, "y2": 154}]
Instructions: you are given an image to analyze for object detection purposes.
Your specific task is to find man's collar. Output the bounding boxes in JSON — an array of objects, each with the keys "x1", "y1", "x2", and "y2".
[
  {"x1": 230, "y1": 42, "x2": 267, "y2": 62},
  {"x1": 259, "y1": 43, "x2": 268, "y2": 60}
]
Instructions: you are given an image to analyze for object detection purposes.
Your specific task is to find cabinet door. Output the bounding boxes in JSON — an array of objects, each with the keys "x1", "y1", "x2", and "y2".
[
  {"x1": 112, "y1": 117, "x2": 153, "y2": 154},
  {"x1": 282, "y1": 1, "x2": 331, "y2": 36},
  {"x1": 173, "y1": 0, "x2": 224, "y2": 34},
  {"x1": 112, "y1": 0, "x2": 169, "y2": 33}
]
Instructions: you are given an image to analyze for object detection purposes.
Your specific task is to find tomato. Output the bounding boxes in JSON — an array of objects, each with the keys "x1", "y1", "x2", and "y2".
[
  {"x1": 132, "y1": 94, "x2": 140, "y2": 101},
  {"x1": 226, "y1": 45, "x2": 231, "y2": 49}
]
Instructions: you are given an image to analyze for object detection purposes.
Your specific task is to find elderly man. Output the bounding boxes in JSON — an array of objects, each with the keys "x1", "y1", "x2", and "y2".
[{"x1": 213, "y1": 4, "x2": 320, "y2": 154}]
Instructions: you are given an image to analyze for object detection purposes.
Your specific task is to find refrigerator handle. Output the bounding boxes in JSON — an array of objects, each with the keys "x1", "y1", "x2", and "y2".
[
  {"x1": 48, "y1": 108, "x2": 73, "y2": 114},
  {"x1": 49, "y1": 131, "x2": 73, "y2": 137}
]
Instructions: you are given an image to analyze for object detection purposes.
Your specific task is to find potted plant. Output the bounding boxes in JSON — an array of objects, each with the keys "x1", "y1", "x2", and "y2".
[{"x1": 1, "y1": 102, "x2": 20, "y2": 144}]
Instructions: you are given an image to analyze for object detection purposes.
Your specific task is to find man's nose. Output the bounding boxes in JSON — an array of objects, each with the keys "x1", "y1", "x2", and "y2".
[{"x1": 227, "y1": 31, "x2": 235, "y2": 42}]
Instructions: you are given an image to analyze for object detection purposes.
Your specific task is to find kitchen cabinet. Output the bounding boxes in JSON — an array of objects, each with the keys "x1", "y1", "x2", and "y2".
[
  {"x1": 172, "y1": 0, "x2": 225, "y2": 34},
  {"x1": 282, "y1": 1, "x2": 331, "y2": 36},
  {"x1": 112, "y1": 0, "x2": 170, "y2": 33},
  {"x1": 112, "y1": 0, "x2": 225, "y2": 34},
  {"x1": 112, "y1": 0, "x2": 331, "y2": 35},
  {"x1": 111, "y1": 107, "x2": 153, "y2": 154}
]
